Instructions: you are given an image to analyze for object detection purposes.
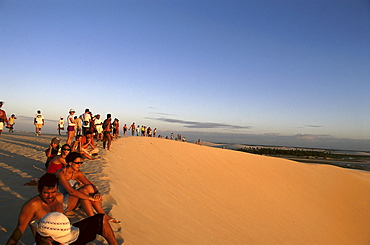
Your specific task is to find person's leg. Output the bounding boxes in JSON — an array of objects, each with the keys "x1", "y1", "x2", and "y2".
[
  {"x1": 80, "y1": 185, "x2": 112, "y2": 218},
  {"x1": 107, "y1": 134, "x2": 112, "y2": 150},
  {"x1": 73, "y1": 214, "x2": 119, "y2": 245},
  {"x1": 101, "y1": 215, "x2": 119, "y2": 245},
  {"x1": 90, "y1": 148, "x2": 99, "y2": 154},
  {"x1": 66, "y1": 195, "x2": 81, "y2": 213},
  {"x1": 77, "y1": 185, "x2": 97, "y2": 216},
  {"x1": 67, "y1": 130, "x2": 72, "y2": 145},
  {"x1": 80, "y1": 148, "x2": 94, "y2": 160},
  {"x1": 103, "y1": 133, "x2": 107, "y2": 149}
]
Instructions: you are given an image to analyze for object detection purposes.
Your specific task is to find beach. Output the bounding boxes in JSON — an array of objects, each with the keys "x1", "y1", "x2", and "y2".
[{"x1": 1, "y1": 132, "x2": 370, "y2": 244}]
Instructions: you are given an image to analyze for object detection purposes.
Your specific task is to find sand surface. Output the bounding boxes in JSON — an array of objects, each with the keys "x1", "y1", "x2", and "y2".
[{"x1": 1, "y1": 132, "x2": 370, "y2": 244}]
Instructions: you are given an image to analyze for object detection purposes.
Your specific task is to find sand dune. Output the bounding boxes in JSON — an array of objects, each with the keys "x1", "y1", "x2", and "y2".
[
  {"x1": 107, "y1": 137, "x2": 370, "y2": 245},
  {"x1": 0, "y1": 133, "x2": 369, "y2": 244}
]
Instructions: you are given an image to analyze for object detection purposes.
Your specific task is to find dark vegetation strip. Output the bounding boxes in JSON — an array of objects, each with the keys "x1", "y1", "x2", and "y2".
[{"x1": 237, "y1": 147, "x2": 370, "y2": 171}]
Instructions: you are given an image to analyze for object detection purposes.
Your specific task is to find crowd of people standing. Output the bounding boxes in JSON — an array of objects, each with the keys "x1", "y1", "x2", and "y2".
[{"x1": 1, "y1": 101, "x2": 187, "y2": 142}]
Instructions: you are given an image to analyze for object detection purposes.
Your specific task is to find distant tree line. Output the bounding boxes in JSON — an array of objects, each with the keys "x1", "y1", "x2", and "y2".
[{"x1": 237, "y1": 147, "x2": 367, "y2": 160}]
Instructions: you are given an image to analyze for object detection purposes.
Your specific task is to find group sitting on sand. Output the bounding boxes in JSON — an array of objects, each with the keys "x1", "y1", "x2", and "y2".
[
  {"x1": 6, "y1": 173, "x2": 119, "y2": 245},
  {"x1": 6, "y1": 112, "x2": 122, "y2": 244}
]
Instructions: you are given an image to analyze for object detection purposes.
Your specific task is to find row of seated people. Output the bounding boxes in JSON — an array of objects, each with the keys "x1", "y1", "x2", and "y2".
[
  {"x1": 6, "y1": 135, "x2": 119, "y2": 244},
  {"x1": 45, "y1": 132, "x2": 98, "y2": 173}
]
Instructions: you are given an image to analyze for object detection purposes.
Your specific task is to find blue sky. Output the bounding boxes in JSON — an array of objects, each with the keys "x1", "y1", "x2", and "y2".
[{"x1": 1, "y1": 0, "x2": 369, "y2": 150}]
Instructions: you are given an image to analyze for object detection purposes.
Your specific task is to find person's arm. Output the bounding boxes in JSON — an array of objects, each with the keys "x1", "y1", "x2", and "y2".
[
  {"x1": 87, "y1": 138, "x2": 95, "y2": 149},
  {"x1": 82, "y1": 140, "x2": 90, "y2": 148},
  {"x1": 70, "y1": 141, "x2": 78, "y2": 152},
  {"x1": 69, "y1": 116, "x2": 75, "y2": 124},
  {"x1": 55, "y1": 156, "x2": 68, "y2": 167},
  {"x1": 81, "y1": 137, "x2": 91, "y2": 149},
  {"x1": 6, "y1": 200, "x2": 36, "y2": 245},
  {"x1": 57, "y1": 170, "x2": 97, "y2": 201},
  {"x1": 3, "y1": 112, "x2": 9, "y2": 125},
  {"x1": 45, "y1": 144, "x2": 55, "y2": 158},
  {"x1": 76, "y1": 172, "x2": 102, "y2": 201}
]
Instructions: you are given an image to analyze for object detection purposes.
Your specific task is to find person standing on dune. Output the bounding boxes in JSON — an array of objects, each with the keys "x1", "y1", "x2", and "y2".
[
  {"x1": 82, "y1": 108, "x2": 92, "y2": 136},
  {"x1": 58, "y1": 117, "x2": 64, "y2": 135},
  {"x1": 94, "y1": 114, "x2": 103, "y2": 141},
  {"x1": 8, "y1": 114, "x2": 17, "y2": 133},
  {"x1": 66, "y1": 109, "x2": 76, "y2": 145},
  {"x1": 34, "y1": 110, "x2": 44, "y2": 136},
  {"x1": 129, "y1": 122, "x2": 136, "y2": 136},
  {"x1": 0, "y1": 101, "x2": 10, "y2": 136},
  {"x1": 103, "y1": 114, "x2": 113, "y2": 150}
]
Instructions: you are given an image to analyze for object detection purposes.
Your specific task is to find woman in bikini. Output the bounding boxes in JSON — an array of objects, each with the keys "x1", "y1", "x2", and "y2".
[
  {"x1": 56, "y1": 152, "x2": 120, "y2": 223},
  {"x1": 46, "y1": 144, "x2": 70, "y2": 174}
]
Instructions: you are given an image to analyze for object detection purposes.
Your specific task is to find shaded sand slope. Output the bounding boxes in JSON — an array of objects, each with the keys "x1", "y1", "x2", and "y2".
[{"x1": 107, "y1": 137, "x2": 370, "y2": 245}]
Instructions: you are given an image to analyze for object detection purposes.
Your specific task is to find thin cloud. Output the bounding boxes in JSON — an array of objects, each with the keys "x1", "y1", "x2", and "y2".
[
  {"x1": 147, "y1": 117, "x2": 251, "y2": 130},
  {"x1": 150, "y1": 112, "x2": 177, "y2": 116},
  {"x1": 304, "y1": 125, "x2": 323, "y2": 128}
]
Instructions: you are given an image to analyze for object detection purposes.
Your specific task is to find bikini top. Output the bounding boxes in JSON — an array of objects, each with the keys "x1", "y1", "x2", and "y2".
[
  {"x1": 46, "y1": 161, "x2": 63, "y2": 174},
  {"x1": 58, "y1": 169, "x2": 79, "y2": 194}
]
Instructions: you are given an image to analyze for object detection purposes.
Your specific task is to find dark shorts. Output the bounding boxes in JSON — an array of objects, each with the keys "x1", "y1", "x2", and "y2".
[
  {"x1": 68, "y1": 126, "x2": 75, "y2": 132},
  {"x1": 71, "y1": 214, "x2": 104, "y2": 245}
]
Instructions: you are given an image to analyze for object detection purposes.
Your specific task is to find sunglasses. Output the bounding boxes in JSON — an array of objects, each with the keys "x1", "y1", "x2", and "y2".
[
  {"x1": 73, "y1": 161, "x2": 83, "y2": 165},
  {"x1": 62, "y1": 148, "x2": 71, "y2": 151}
]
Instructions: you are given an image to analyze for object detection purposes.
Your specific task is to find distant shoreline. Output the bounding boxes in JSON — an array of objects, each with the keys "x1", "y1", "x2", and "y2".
[{"x1": 202, "y1": 142, "x2": 370, "y2": 172}]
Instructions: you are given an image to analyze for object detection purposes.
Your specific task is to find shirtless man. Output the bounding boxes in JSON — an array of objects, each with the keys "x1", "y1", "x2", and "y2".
[
  {"x1": 0, "y1": 101, "x2": 10, "y2": 136},
  {"x1": 6, "y1": 174, "x2": 64, "y2": 245},
  {"x1": 103, "y1": 114, "x2": 113, "y2": 150},
  {"x1": 129, "y1": 122, "x2": 136, "y2": 136}
]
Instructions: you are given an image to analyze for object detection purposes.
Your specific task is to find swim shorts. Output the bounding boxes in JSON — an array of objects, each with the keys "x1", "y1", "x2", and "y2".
[{"x1": 71, "y1": 214, "x2": 104, "y2": 245}]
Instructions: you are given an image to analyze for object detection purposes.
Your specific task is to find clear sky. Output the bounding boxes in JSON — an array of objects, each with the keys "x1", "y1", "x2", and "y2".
[{"x1": 1, "y1": 0, "x2": 369, "y2": 151}]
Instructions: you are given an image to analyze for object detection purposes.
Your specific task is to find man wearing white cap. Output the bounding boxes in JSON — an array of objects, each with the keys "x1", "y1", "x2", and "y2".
[
  {"x1": 34, "y1": 212, "x2": 118, "y2": 245},
  {"x1": 0, "y1": 100, "x2": 10, "y2": 136}
]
